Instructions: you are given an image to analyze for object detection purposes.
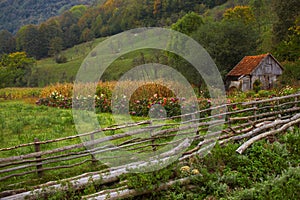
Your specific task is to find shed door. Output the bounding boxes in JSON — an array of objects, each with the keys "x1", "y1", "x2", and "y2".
[{"x1": 242, "y1": 77, "x2": 250, "y2": 91}]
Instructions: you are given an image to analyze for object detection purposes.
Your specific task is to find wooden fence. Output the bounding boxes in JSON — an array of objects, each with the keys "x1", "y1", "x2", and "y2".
[{"x1": 1, "y1": 93, "x2": 300, "y2": 199}]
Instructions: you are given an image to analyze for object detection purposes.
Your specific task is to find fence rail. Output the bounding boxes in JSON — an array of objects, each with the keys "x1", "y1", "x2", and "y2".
[{"x1": 1, "y1": 93, "x2": 300, "y2": 198}]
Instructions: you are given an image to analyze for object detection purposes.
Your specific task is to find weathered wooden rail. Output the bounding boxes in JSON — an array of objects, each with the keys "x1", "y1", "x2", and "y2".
[{"x1": 1, "y1": 93, "x2": 300, "y2": 199}]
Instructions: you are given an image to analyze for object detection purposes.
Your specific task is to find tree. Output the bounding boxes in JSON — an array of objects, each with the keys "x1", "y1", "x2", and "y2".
[
  {"x1": 70, "y1": 5, "x2": 88, "y2": 20},
  {"x1": 91, "y1": 15, "x2": 104, "y2": 37},
  {"x1": 0, "y1": 30, "x2": 16, "y2": 54},
  {"x1": 203, "y1": 0, "x2": 227, "y2": 8},
  {"x1": 171, "y1": 12, "x2": 204, "y2": 35},
  {"x1": 48, "y1": 37, "x2": 63, "y2": 57},
  {"x1": 223, "y1": 6, "x2": 255, "y2": 24},
  {"x1": 250, "y1": 0, "x2": 275, "y2": 53},
  {"x1": 193, "y1": 18, "x2": 259, "y2": 75},
  {"x1": 60, "y1": 11, "x2": 81, "y2": 48},
  {"x1": 168, "y1": 12, "x2": 205, "y2": 87},
  {"x1": 272, "y1": 0, "x2": 300, "y2": 44},
  {"x1": 0, "y1": 52, "x2": 36, "y2": 87},
  {"x1": 16, "y1": 25, "x2": 43, "y2": 59},
  {"x1": 39, "y1": 19, "x2": 63, "y2": 57},
  {"x1": 80, "y1": 28, "x2": 95, "y2": 42},
  {"x1": 275, "y1": 16, "x2": 300, "y2": 61},
  {"x1": 63, "y1": 24, "x2": 81, "y2": 48}
]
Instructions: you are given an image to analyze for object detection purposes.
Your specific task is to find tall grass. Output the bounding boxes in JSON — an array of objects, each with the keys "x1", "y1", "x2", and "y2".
[
  {"x1": 0, "y1": 88, "x2": 41, "y2": 101},
  {"x1": 0, "y1": 101, "x2": 147, "y2": 191}
]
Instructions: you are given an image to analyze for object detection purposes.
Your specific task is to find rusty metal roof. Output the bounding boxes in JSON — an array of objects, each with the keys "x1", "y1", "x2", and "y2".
[{"x1": 227, "y1": 53, "x2": 269, "y2": 77}]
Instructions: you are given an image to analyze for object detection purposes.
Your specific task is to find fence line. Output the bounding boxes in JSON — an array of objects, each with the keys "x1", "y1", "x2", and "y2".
[{"x1": 0, "y1": 93, "x2": 300, "y2": 190}]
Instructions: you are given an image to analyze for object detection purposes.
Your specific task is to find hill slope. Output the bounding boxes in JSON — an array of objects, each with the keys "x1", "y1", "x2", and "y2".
[{"x1": 0, "y1": 0, "x2": 97, "y2": 34}]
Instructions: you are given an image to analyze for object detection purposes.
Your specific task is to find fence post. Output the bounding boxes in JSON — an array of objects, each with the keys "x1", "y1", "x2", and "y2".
[
  {"x1": 90, "y1": 133, "x2": 98, "y2": 165},
  {"x1": 277, "y1": 99, "x2": 281, "y2": 119},
  {"x1": 253, "y1": 106, "x2": 257, "y2": 122},
  {"x1": 227, "y1": 105, "x2": 231, "y2": 129},
  {"x1": 150, "y1": 121, "x2": 157, "y2": 152},
  {"x1": 34, "y1": 138, "x2": 43, "y2": 178}
]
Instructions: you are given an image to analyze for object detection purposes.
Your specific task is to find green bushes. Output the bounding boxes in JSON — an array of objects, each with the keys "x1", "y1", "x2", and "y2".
[
  {"x1": 253, "y1": 79, "x2": 262, "y2": 93},
  {"x1": 227, "y1": 167, "x2": 300, "y2": 200},
  {"x1": 55, "y1": 54, "x2": 68, "y2": 64},
  {"x1": 139, "y1": 128, "x2": 300, "y2": 199}
]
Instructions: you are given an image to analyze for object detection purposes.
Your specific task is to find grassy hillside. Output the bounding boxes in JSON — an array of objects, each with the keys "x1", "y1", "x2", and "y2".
[
  {"x1": 36, "y1": 37, "x2": 159, "y2": 86},
  {"x1": 36, "y1": 38, "x2": 105, "y2": 86}
]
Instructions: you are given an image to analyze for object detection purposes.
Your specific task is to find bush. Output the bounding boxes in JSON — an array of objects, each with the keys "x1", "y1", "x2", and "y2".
[
  {"x1": 253, "y1": 79, "x2": 262, "y2": 93},
  {"x1": 55, "y1": 54, "x2": 68, "y2": 63},
  {"x1": 228, "y1": 167, "x2": 300, "y2": 200},
  {"x1": 278, "y1": 85, "x2": 297, "y2": 96},
  {"x1": 37, "y1": 81, "x2": 211, "y2": 117},
  {"x1": 257, "y1": 90, "x2": 272, "y2": 98}
]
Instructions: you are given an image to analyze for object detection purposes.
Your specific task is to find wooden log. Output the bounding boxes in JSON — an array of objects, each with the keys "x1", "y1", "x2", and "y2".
[
  {"x1": 0, "y1": 128, "x2": 214, "y2": 175},
  {"x1": 230, "y1": 106, "x2": 300, "y2": 122},
  {"x1": 1, "y1": 140, "x2": 191, "y2": 199},
  {"x1": 0, "y1": 148, "x2": 93, "y2": 168},
  {"x1": 236, "y1": 114, "x2": 300, "y2": 154},
  {"x1": 242, "y1": 93, "x2": 300, "y2": 106},
  {"x1": 0, "y1": 121, "x2": 151, "y2": 152},
  {"x1": 219, "y1": 118, "x2": 292, "y2": 145},
  {"x1": 82, "y1": 185, "x2": 128, "y2": 198},
  {"x1": 0, "y1": 159, "x2": 97, "y2": 182},
  {"x1": 0, "y1": 189, "x2": 27, "y2": 199},
  {"x1": 82, "y1": 177, "x2": 191, "y2": 200}
]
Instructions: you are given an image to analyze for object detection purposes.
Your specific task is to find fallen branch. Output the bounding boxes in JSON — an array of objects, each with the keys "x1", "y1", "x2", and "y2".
[
  {"x1": 219, "y1": 117, "x2": 293, "y2": 145},
  {"x1": 236, "y1": 114, "x2": 300, "y2": 154},
  {"x1": 82, "y1": 177, "x2": 191, "y2": 200}
]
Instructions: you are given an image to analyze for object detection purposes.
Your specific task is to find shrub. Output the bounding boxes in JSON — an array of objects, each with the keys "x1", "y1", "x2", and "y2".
[
  {"x1": 253, "y1": 79, "x2": 262, "y2": 93},
  {"x1": 257, "y1": 90, "x2": 272, "y2": 98},
  {"x1": 37, "y1": 81, "x2": 210, "y2": 117},
  {"x1": 278, "y1": 85, "x2": 296, "y2": 96},
  {"x1": 228, "y1": 167, "x2": 300, "y2": 200},
  {"x1": 40, "y1": 83, "x2": 73, "y2": 98},
  {"x1": 55, "y1": 54, "x2": 68, "y2": 63}
]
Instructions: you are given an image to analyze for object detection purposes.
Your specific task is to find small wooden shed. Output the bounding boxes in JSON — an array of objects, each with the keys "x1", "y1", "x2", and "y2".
[{"x1": 226, "y1": 53, "x2": 284, "y2": 91}]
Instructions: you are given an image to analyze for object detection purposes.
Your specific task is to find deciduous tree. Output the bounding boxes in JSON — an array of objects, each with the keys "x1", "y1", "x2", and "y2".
[
  {"x1": 272, "y1": 0, "x2": 300, "y2": 44},
  {"x1": 16, "y1": 25, "x2": 43, "y2": 59},
  {"x1": 0, "y1": 52, "x2": 35, "y2": 87},
  {"x1": 0, "y1": 30, "x2": 16, "y2": 54}
]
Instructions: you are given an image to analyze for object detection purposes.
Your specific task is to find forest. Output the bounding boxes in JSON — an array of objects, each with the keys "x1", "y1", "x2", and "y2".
[
  {"x1": 0, "y1": 0, "x2": 299, "y2": 88},
  {"x1": 0, "y1": 0, "x2": 98, "y2": 34}
]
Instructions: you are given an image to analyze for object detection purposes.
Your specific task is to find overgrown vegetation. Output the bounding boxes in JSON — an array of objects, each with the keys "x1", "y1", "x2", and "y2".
[
  {"x1": 0, "y1": 52, "x2": 36, "y2": 88},
  {"x1": 0, "y1": 86, "x2": 300, "y2": 198},
  {"x1": 0, "y1": 101, "x2": 146, "y2": 192},
  {"x1": 34, "y1": 82, "x2": 300, "y2": 117},
  {"x1": 121, "y1": 128, "x2": 300, "y2": 199}
]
